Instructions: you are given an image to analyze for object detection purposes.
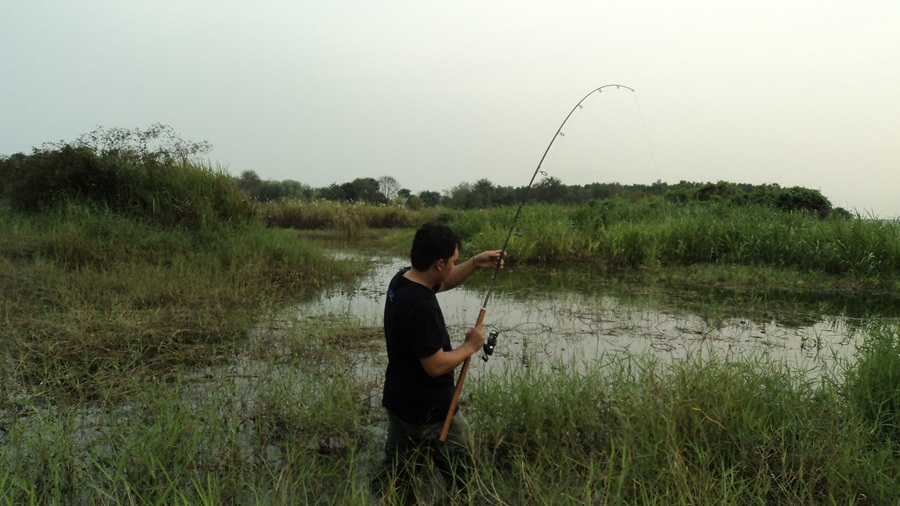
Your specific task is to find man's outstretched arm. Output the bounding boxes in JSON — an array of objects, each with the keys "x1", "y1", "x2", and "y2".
[{"x1": 439, "y1": 250, "x2": 503, "y2": 292}]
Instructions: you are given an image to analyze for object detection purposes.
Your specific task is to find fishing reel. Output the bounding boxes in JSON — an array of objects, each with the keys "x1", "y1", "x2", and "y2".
[{"x1": 482, "y1": 329, "x2": 499, "y2": 362}]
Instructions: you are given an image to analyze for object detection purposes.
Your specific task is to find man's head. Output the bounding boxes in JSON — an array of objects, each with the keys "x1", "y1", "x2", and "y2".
[{"x1": 410, "y1": 222, "x2": 461, "y2": 271}]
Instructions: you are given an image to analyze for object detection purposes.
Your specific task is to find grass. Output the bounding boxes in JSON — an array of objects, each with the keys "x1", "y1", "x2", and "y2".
[
  {"x1": 2, "y1": 149, "x2": 899, "y2": 503},
  {"x1": 259, "y1": 199, "x2": 900, "y2": 296},
  {"x1": 258, "y1": 200, "x2": 440, "y2": 237},
  {"x1": 3, "y1": 316, "x2": 899, "y2": 504},
  {"x1": 0, "y1": 201, "x2": 365, "y2": 405}
]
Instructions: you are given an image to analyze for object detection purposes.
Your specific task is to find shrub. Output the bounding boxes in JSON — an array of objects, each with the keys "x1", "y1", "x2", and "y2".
[{"x1": 2, "y1": 145, "x2": 253, "y2": 228}]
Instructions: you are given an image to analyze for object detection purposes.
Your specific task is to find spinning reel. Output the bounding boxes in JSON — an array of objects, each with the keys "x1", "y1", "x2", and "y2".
[{"x1": 481, "y1": 329, "x2": 499, "y2": 362}]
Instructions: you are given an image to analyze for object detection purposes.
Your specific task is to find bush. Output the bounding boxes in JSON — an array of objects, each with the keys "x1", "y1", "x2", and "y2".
[
  {"x1": 2, "y1": 145, "x2": 254, "y2": 228},
  {"x1": 775, "y1": 187, "x2": 832, "y2": 218}
]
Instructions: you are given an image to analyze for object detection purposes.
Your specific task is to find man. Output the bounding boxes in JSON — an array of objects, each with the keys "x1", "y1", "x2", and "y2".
[{"x1": 373, "y1": 222, "x2": 502, "y2": 502}]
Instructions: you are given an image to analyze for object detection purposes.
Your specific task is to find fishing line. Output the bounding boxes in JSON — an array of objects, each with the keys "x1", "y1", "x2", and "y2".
[
  {"x1": 631, "y1": 92, "x2": 662, "y2": 182},
  {"x1": 439, "y1": 84, "x2": 635, "y2": 442},
  {"x1": 480, "y1": 84, "x2": 635, "y2": 309}
]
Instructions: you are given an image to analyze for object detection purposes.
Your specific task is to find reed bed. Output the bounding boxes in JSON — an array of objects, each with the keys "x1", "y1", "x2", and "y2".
[
  {"x1": 454, "y1": 201, "x2": 900, "y2": 281},
  {"x1": 259, "y1": 200, "x2": 441, "y2": 236}
]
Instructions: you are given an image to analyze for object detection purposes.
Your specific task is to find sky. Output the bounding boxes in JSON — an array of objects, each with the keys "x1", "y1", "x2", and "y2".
[{"x1": 2, "y1": 1, "x2": 898, "y2": 218}]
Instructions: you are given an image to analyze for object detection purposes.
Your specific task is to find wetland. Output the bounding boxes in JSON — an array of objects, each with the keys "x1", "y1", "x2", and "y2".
[{"x1": 2, "y1": 144, "x2": 900, "y2": 503}]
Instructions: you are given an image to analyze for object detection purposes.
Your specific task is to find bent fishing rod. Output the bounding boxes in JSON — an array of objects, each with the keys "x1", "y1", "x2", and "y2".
[{"x1": 440, "y1": 84, "x2": 635, "y2": 441}]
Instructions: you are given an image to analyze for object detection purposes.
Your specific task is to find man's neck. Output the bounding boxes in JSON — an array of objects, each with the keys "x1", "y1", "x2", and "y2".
[{"x1": 403, "y1": 267, "x2": 437, "y2": 288}]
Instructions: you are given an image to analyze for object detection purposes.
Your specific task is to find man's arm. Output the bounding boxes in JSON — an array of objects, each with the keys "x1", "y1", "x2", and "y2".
[
  {"x1": 420, "y1": 326, "x2": 485, "y2": 377},
  {"x1": 438, "y1": 250, "x2": 503, "y2": 292}
]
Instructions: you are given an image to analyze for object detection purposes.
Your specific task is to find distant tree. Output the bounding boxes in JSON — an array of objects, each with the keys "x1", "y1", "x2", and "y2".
[
  {"x1": 320, "y1": 178, "x2": 388, "y2": 204},
  {"x1": 445, "y1": 182, "x2": 475, "y2": 209},
  {"x1": 406, "y1": 194, "x2": 423, "y2": 210},
  {"x1": 378, "y1": 176, "x2": 401, "y2": 201},
  {"x1": 418, "y1": 190, "x2": 442, "y2": 207},
  {"x1": 319, "y1": 183, "x2": 348, "y2": 202},
  {"x1": 235, "y1": 170, "x2": 263, "y2": 198},
  {"x1": 280, "y1": 180, "x2": 314, "y2": 201},
  {"x1": 472, "y1": 179, "x2": 495, "y2": 208},
  {"x1": 493, "y1": 185, "x2": 520, "y2": 206},
  {"x1": 44, "y1": 123, "x2": 212, "y2": 165},
  {"x1": 776, "y1": 187, "x2": 832, "y2": 218},
  {"x1": 532, "y1": 176, "x2": 567, "y2": 204},
  {"x1": 696, "y1": 181, "x2": 742, "y2": 203}
]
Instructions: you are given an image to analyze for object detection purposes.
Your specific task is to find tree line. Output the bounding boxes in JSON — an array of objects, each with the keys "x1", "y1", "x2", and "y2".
[
  {"x1": 0, "y1": 123, "x2": 848, "y2": 220},
  {"x1": 233, "y1": 170, "x2": 849, "y2": 219}
]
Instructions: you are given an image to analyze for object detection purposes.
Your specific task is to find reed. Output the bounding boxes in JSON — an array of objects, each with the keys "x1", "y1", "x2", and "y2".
[
  {"x1": 258, "y1": 200, "x2": 440, "y2": 235},
  {"x1": 453, "y1": 200, "x2": 900, "y2": 281}
]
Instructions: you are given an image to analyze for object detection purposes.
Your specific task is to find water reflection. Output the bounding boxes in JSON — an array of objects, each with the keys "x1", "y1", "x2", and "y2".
[{"x1": 299, "y1": 255, "x2": 892, "y2": 379}]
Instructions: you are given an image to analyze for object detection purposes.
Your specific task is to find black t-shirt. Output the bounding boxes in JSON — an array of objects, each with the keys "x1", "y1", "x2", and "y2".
[{"x1": 381, "y1": 268, "x2": 455, "y2": 425}]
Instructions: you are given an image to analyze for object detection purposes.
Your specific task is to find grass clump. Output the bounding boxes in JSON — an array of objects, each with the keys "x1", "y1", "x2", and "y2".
[
  {"x1": 844, "y1": 323, "x2": 900, "y2": 441},
  {"x1": 258, "y1": 200, "x2": 440, "y2": 237},
  {"x1": 469, "y1": 344, "x2": 899, "y2": 504},
  {"x1": 1, "y1": 145, "x2": 254, "y2": 229},
  {"x1": 0, "y1": 200, "x2": 364, "y2": 405},
  {"x1": 448, "y1": 200, "x2": 900, "y2": 298},
  {"x1": 0, "y1": 315, "x2": 379, "y2": 505}
]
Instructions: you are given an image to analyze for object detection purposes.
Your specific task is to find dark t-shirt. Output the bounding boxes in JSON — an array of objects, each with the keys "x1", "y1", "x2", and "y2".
[{"x1": 381, "y1": 268, "x2": 455, "y2": 425}]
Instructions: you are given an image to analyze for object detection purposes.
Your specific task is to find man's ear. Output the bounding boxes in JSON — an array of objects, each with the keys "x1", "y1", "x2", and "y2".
[{"x1": 434, "y1": 258, "x2": 446, "y2": 272}]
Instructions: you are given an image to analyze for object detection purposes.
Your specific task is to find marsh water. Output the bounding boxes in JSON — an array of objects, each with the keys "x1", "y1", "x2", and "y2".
[{"x1": 300, "y1": 254, "x2": 899, "y2": 382}]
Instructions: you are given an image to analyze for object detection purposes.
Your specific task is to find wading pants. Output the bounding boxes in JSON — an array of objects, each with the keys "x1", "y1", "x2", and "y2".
[{"x1": 373, "y1": 409, "x2": 475, "y2": 501}]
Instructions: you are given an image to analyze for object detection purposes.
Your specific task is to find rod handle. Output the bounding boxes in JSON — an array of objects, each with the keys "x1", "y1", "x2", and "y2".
[{"x1": 439, "y1": 307, "x2": 486, "y2": 442}]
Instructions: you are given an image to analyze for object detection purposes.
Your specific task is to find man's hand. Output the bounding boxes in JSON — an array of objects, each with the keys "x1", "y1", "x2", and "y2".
[
  {"x1": 473, "y1": 250, "x2": 504, "y2": 269},
  {"x1": 420, "y1": 326, "x2": 486, "y2": 378},
  {"x1": 464, "y1": 326, "x2": 486, "y2": 355}
]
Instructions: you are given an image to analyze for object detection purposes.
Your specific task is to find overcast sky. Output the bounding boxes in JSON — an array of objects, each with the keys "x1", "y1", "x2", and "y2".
[{"x1": 2, "y1": 1, "x2": 898, "y2": 218}]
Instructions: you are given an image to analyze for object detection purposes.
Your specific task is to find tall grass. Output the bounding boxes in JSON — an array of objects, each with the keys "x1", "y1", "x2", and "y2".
[
  {"x1": 0, "y1": 310, "x2": 384, "y2": 505},
  {"x1": 4, "y1": 318, "x2": 898, "y2": 504},
  {"x1": 0, "y1": 201, "x2": 364, "y2": 405},
  {"x1": 1, "y1": 145, "x2": 254, "y2": 228},
  {"x1": 453, "y1": 200, "x2": 900, "y2": 280},
  {"x1": 844, "y1": 322, "x2": 900, "y2": 441},
  {"x1": 243, "y1": 199, "x2": 900, "y2": 286},
  {"x1": 259, "y1": 200, "x2": 440, "y2": 236},
  {"x1": 469, "y1": 338, "x2": 900, "y2": 504}
]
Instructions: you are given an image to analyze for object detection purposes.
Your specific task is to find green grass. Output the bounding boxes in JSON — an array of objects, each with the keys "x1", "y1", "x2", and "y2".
[
  {"x1": 240, "y1": 199, "x2": 900, "y2": 296},
  {"x1": 3, "y1": 146, "x2": 899, "y2": 503},
  {"x1": 258, "y1": 200, "x2": 440, "y2": 236},
  {"x1": 451, "y1": 201, "x2": 900, "y2": 276},
  {"x1": 466, "y1": 328, "x2": 900, "y2": 504},
  {"x1": 0, "y1": 201, "x2": 365, "y2": 405},
  {"x1": 3, "y1": 318, "x2": 899, "y2": 504}
]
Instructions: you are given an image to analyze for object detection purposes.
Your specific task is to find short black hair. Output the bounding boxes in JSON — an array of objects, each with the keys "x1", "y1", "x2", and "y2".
[{"x1": 410, "y1": 222, "x2": 461, "y2": 271}]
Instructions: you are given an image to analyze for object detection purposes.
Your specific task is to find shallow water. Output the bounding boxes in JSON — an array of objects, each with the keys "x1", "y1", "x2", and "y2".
[{"x1": 298, "y1": 254, "x2": 892, "y2": 381}]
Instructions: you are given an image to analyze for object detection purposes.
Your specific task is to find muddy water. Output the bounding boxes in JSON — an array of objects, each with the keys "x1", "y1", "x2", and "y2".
[{"x1": 300, "y1": 254, "x2": 886, "y2": 381}]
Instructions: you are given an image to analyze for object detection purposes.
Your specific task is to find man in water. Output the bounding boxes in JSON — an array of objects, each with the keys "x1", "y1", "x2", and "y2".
[{"x1": 373, "y1": 222, "x2": 503, "y2": 502}]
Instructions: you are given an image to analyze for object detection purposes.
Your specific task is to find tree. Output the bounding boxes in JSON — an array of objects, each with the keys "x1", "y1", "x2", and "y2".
[
  {"x1": 418, "y1": 190, "x2": 442, "y2": 207},
  {"x1": 377, "y1": 176, "x2": 401, "y2": 201},
  {"x1": 472, "y1": 179, "x2": 495, "y2": 208},
  {"x1": 532, "y1": 176, "x2": 567, "y2": 204},
  {"x1": 44, "y1": 123, "x2": 212, "y2": 165},
  {"x1": 235, "y1": 170, "x2": 263, "y2": 198}
]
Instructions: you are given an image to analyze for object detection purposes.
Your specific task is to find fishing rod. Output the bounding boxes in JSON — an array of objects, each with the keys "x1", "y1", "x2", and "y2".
[{"x1": 439, "y1": 84, "x2": 635, "y2": 441}]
